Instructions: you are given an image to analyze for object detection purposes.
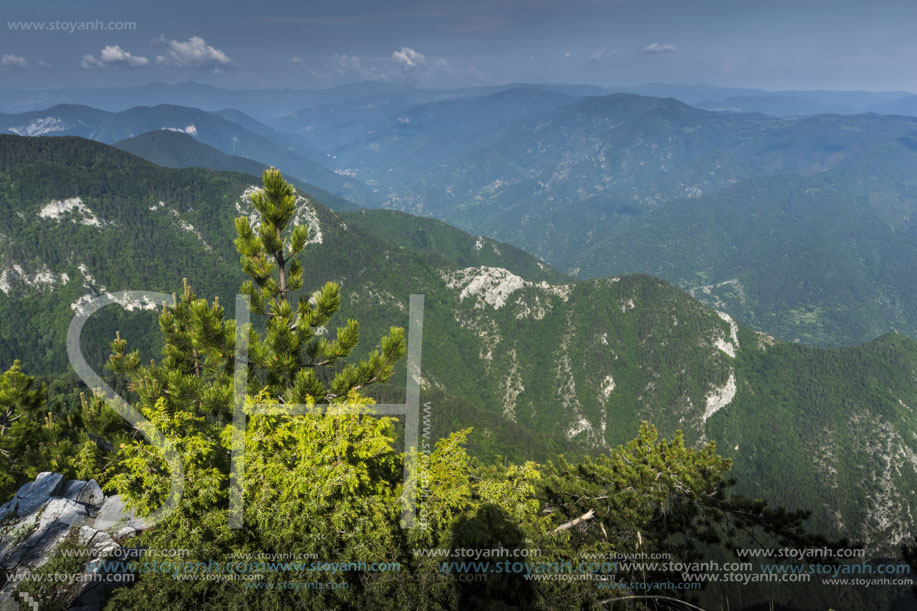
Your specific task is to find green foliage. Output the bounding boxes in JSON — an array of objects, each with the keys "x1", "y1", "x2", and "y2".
[
  {"x1": 533, "y1": 423, "x2": 827, "y2": 605},
  {"x1": 18, "y1": 533, "x2": 88, "y2": 609},
  {"x1": 567, "y1": 172, "x2": 917, "y2": 347},
  {"x1": 97, "y1": 170, "x2": 815, "y2": 611},
  {"x1": 100, "y1": 169, "x2": 413, "y2": 607},
  {"x1": 340, "y1": 209, "x2": 566, "y2": 284},
  {"x1": 0, "y1": 360, "x2": 47, "y2": 498},
  {"x1": 0, "y1": 362, "x2": 122, "y2": 500}
]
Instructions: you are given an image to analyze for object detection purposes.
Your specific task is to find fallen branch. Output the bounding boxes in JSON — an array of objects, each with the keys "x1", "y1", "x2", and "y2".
[{"x1": 551, "y1": 508, "x2": 595, "y2": 533}]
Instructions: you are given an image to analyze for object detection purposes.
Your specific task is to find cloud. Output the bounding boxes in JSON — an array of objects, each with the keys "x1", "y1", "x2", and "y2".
[
  {"x1": 392, "y1": 47, "x2": 425, "y2": 69},
  {"x1": 153, "y1": 36, "x2": 236, "y2": 70},
  {"x1": 306, "y1": 53, "x2": 374, "y2": 80},
  {"x1": 291, "y1": 56, "x2": 304, "y2": 64},
  {"x1": 0, "y1": 54, "x2": 29, "y2": 70},
  {"x1": 330, "y1": 53, "x2": 363, "y2": 74},
  {"x1": 81, "y1": 45, "x2": 150, "y2": 69},
  {"x1": 37, "y1": 60, "x2": 54, "y2": 69},
  {"x1": 307, "y1": 48, "x2": 448, "y2": 83},
  {"x1": 590, "y1": 48, "x2": 617, "y2": 61},
  {"x1": 642, "y1": 43, "x2": 677, "y2": 55}
]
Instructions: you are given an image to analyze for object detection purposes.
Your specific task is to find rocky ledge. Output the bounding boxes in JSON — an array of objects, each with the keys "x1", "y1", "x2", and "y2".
[{"x1": 0, "y1": 472, "x2": 147, "y2": 610}]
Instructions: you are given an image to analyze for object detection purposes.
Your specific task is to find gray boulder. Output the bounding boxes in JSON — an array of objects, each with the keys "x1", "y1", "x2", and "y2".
[
  {"x1": 0, "y1": 473, "x2": 149, "y2": 610},
  {"x1": 0, "y1": 472, "x2": 66, "y2": 520}
]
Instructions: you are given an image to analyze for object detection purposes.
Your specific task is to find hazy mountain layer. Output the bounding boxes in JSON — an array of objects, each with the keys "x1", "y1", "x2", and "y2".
[{"x1": 0, "y1": 104, "x2": 371, "y2": 203}]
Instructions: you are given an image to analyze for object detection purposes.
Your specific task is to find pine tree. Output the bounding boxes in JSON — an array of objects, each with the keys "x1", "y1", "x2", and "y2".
[
  {"x1": 0, "y1": 362, "x2": 112, "y2": 500},
  {"x1": 101, "y1": 169, "x2": 426, "y2": 608},
  {"x1": 233, "y1": 167, "x2": 405, "y2": 401},
  {"x1": 0, "y1": 360, "x2": 47, "y2": 498}
]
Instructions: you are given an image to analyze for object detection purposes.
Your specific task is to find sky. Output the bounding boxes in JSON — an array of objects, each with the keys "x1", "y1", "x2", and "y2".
[{"x1": 1, "y1": 0, "x2": 915, "y2": 92}]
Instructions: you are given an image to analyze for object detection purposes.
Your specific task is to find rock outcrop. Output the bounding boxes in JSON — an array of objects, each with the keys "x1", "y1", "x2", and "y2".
[{"x1": 0, "y1": 472, "x2": 147, "y2": 610}]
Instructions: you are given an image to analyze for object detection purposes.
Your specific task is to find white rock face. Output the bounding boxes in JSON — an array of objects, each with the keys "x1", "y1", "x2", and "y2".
[
  {"x1": 162, "y1": 124, "x2": 197, "y2": 136},
  {"x1": 236, "y1": 186, "x2": 263, "y2": 226},
  {"x1": 236, "y1": 187, "x2": 323, "y2": 246},
  {"x1": 7, "y1": 117, "x2": 69, "y2": 136},
  {"x1": 77, "y1": 263, "x2": 95, "y2": 285},
  {"x1": 854, "y1": 412, "x2": 917, "y2": 549},
  {"x1": 713, "y1": 337, "x2": 736, "y2": 358},
  {"x1": 2, "y1": 472, "x2": 65, "y2": 517},
  {"x1": 444, "y1": 267, "x2": 527, "y2": 309},
  {"x1": 0, "y1": 473, "x2": 148, "y2": 609},
  {"x1": 600, "y1": 375, "x2": 616, "y2": 401},
  {"x1": 713, "y1": 310, "x2": 740, "y2": 358},
  {"x1": 567, "y1": 416, "x2": 592, "y2": 439},
  {"x1": 70, "y1": 266, "x2": 156, "y2": 314},
  {"x1": 502, "y1": 350, "x2": 524, "y2": 422},
  {"x1": 293, "y1": 196, "x2": 324, "y2": 246},
  {"x1": 169, "y1": 210, "x2": 213, "y2": 252},
  {"x1": 703, "y1": 371, "x2": 736, "y2": 423},
  {"x1": 0, "y1": 264, "x2": 70, "y2": 295},
  {"x1": 442, "y1": 266, "x2": 570, "y2": 311},
  {"x1": 70, "y1": 293, "x2": 159, "y2": 315},
  {"x1": 38, "y1": 197, "x2": 106, "y2": 227}
]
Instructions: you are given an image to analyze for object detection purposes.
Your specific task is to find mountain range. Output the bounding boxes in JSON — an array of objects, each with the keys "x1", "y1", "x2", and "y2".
[
  {"x1": 112, "y1": 130, "x2": 357, "y2": 212},
  {"x1": 0, "y1": 103, "x2": 372, "y2": 203},
  {"x1": 2, "y1": 80, "x2": 915, "y2": 120},
  {"x1": 303, "y1": 90, "x2": 917, "y2": 347},
  {"x1": 9, "y1": 86, "x2": 917, "y2": 350},
  {"x1": 0, "y1": 134, "x2": 915, "y2": 581}
]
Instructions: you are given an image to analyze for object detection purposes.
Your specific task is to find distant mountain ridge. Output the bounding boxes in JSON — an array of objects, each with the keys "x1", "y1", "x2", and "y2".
[
  {"x1": 7, "y1": 90, "x2": 917, "y2": 346},
  {"x1": 0, "y1": 103, "x2": 373, "y2": 203},
  {"x1": 317, "y1": 89, "x2": 917, "y2": 346},
  {"x1": 2, "y1": 80, "x2": 915, "y2": 120},
  {"x1": 113, "y1": 130, "x2": 357, "y2": 212}
]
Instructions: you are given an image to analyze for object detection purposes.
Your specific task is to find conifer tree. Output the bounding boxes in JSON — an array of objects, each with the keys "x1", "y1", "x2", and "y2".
[
  {"x1": 0, "y1": 360, "x2": 47, "y2": 497},
  {"x1": 101, "y1": 169, "x2": 427, "y2": 608},
  {"x1": 0, "y1": 362, "x2": 112, "y2": 499}
]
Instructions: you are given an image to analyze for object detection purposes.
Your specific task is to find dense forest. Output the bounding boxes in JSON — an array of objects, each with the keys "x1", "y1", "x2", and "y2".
[{"x1": 0, "y1": 168, "x2": 912, "y2": 609}]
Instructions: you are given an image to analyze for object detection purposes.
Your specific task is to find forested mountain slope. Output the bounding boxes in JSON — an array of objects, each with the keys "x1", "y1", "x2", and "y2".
[{"x1": 0, "y1": 135, "x2": 914, "y2": 554}]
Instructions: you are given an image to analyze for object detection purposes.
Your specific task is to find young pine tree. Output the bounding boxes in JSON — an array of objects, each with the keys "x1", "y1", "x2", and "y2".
[
  {"x1": 0, "y1": 362, "x2": 107, "y2": 499},
  {"x1": 101, "y1": 169, "x2": 446, "y2": 609}
]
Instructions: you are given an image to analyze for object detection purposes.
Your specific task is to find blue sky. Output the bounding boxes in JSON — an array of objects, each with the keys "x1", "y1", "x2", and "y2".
[{"x1": 1, "y1": 0, "x2": 915, "y2": 92}]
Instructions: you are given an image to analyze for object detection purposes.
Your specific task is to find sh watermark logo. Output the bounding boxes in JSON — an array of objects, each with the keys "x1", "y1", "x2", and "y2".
[{"x1": 67, "y1": 291, "x2": 426, "y2": 530}]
